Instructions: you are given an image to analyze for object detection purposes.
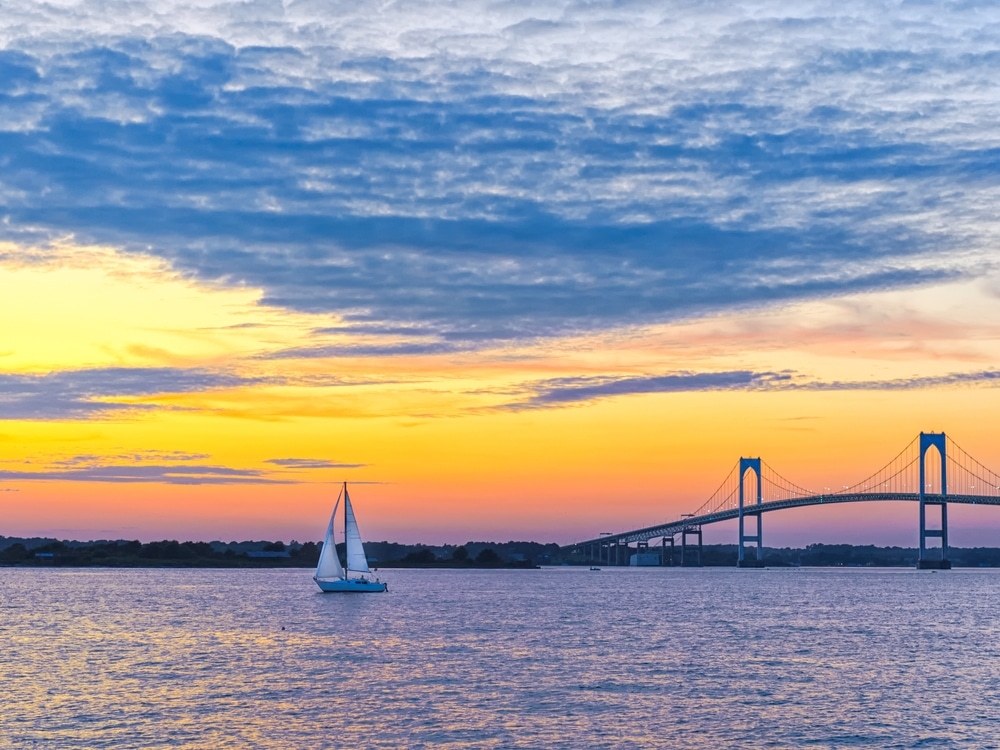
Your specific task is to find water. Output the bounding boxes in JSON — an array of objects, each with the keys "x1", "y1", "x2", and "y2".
[{"x1": 2, "y1": 567, "x2": 1000, "y2": 749}]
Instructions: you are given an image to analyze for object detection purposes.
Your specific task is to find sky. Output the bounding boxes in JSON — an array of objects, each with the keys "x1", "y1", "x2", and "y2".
[{"x1": 3, "y1": 0, "x2": 1000, "y2": 547}]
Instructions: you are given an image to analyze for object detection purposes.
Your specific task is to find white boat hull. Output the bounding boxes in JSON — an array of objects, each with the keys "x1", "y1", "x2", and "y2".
[{"x1": 314, "y1": 576, "x2": 387, "y2": 593}]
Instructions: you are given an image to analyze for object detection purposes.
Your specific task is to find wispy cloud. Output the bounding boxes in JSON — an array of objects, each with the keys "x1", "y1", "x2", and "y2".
[
  {"x1": 501, "y1": 370, "x2": 791, "y2": 410},
  {"x1": 0, "y1": 449, "x2": 348, "y2": 484},
  {"x1": 0, "y1": 367, "x2": 251, "y2": 420},
  {"x1": 797, "y1": 370, "x2": 1000, "y2": 392},
  {"x1": 52, "y1": 450, "x2": 212, "y2": 466},
  {"x1": 264, "y1": 341, "x2": 468, "y2": 359},
  {"x1": 1, "y1": 1, "x2": 998, "y2": 341},
  {"x1": 499, "y1": 368, "x2": 1000, "y2": 410},
  {"x1": 265, "y1": 458, "x2": 365, "y2": 469},
  {"x1": 0, "y1": 464, "x2": 285, "y2": 485}
]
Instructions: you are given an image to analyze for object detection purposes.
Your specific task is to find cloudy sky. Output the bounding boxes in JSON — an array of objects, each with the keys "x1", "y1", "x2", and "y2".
[{"x1": 3, "y1": 0, "x2": 1000, "y2": 545}]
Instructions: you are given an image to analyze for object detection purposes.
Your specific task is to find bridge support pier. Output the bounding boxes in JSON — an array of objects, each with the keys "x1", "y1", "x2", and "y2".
[
  {"x1": 661, "y1": 535, "x2": 675, "y2": 566},
  {"x1": 738, "y1": 457, "x2": 765, "y2": 568},
  {"x1": 681, "y1": 526, "x2": 702, "y2": 566},
  {"x1": 918, "y1": 432, "x2": 951, "y2": 570}
]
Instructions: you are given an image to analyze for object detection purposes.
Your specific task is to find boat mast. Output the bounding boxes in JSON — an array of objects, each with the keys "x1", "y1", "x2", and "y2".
[{"x1": 343, "y1": 481, "x2": 349, "y2": 580}]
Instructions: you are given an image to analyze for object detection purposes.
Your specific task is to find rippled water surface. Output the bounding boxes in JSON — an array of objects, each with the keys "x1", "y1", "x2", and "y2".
[{"x1": 3, "y1": 567, "x2": 1000, "y2": 748}]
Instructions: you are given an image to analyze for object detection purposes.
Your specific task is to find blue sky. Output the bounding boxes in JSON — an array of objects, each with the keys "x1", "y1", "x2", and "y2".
[{"x1": 2, "y1": 0, "x2": 998, "y2": 343}]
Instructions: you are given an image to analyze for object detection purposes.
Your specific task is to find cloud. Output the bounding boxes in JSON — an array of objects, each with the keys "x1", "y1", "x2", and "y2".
[
  {"x1": 0, "y1": 367, "x2": 251, "y2": 420},
  {"x1": 265, "y1": 458, "x2": 365, "y2": 469},
  {"x1": 0, "y1": 450, "x2": 332, "y2": 484},
  {"x1": 501, "y1": 370, "x2": 791, "y2": 410},
  {"x1": 1, "y1": 2, "x2": 999, "y2": 341},
  {"x1": 265, "y1": 340, "x2": 469, "y2": 359},
  {"x1": 0, "y1": 366, "x2": 410, "y2": 422},
  {"x1": 0, "y1": 464, "x2": 286, "y2": 485},
  {"x1": 498, "y1": 368, "x2": 1000, "y2": 410},
  {"x1": 797, "y1": 369, "x2": 1000, "y2": 392},
  {"x1": 53, "y1": 450, "x2": 212, "y2": 465}
]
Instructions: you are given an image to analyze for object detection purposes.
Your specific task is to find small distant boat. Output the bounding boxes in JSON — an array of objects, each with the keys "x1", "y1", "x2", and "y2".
[
  {"x1": 590, "y1": 566, "x2": 601, "y2": 571},
  {"x1": 314, "y1": 483, "x2": 387, "y2": 593}
]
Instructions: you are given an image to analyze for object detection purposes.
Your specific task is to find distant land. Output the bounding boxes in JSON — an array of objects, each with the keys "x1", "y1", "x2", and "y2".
[
  {"x1": 0, "y1": 537, "x2": 559, "y2": 568},
  {"x1": 4, "y1": 536, "x2": 1000, "y2": 568}
]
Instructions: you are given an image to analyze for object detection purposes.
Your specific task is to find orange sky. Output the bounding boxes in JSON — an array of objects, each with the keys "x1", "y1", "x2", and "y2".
[{"x1": 3, "y1": 243, "x2": 1000, "y2": 546}]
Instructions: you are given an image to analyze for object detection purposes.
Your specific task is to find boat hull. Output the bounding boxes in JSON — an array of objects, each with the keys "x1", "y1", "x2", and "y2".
[{"x1": 314, "y1": 576, "x2": 387, "y2": 593}]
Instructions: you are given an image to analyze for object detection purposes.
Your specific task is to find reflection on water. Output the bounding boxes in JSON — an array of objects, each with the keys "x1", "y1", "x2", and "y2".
[{"x1": 3, "y1": 567, "x2": 1000, "y2": 748}]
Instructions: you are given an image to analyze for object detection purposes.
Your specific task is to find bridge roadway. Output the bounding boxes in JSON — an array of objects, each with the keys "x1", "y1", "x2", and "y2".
[{"x1": 563, "y1": 492, "x2": 1000, "y2": 553}]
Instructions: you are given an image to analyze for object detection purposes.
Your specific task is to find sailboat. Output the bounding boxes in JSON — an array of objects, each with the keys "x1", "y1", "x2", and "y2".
[{"x1": 314, "y1": 483, "x2": 387, "y2": 593}]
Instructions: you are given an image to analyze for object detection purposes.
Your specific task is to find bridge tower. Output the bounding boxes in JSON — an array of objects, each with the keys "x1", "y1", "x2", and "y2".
[
  {"x1": 738, "y1": 457, "x2": 764, "y2": 568},
  {"x1": 918, "y1": 432, "x2": 951, "y2": 570}
]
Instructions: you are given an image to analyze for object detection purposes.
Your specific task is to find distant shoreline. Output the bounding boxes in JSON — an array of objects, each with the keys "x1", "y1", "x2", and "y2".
[{"x1": 4, "y1": 537, "x2": 1000, "y2": 568}]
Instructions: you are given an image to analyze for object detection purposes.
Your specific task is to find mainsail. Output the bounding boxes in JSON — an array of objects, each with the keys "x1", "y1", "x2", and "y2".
[
  {"x1": 343, "y1": 486, "x2": 371, "y2": 574},
  {"x1": 315, "y1": 496, "x2": 344, "y2": 580}
]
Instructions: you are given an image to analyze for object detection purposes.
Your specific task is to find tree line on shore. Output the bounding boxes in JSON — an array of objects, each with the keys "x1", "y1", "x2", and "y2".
[
  {"x1": 5, "y1": 535, "x2": 1000, "y2": 567},
  {"x1": 0, "y1": 536, "x2": 560, "y2": 568}
]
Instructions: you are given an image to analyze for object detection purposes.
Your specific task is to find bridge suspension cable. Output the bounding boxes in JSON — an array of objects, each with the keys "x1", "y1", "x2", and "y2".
[
  {"x1": 834, "y1": 435, "x2": 921, "y2": 496},
  {"x1": 688, "y1": 461, "x2": 741, "y2": 517},
  {"x1": 760, "y1": 462, "x2": 814, "y2": 502},
  {"x1": 679, "y1": 458, "x2": 819, "y2": 519},
  {"x1": 946, "y1": 436, "x2": 1000, "y2": 498}
]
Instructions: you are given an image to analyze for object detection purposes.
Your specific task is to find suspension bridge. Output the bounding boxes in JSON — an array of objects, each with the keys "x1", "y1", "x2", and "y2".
[{"x1": 563, "y1": 432, "x2": 1000, "y2": 569}]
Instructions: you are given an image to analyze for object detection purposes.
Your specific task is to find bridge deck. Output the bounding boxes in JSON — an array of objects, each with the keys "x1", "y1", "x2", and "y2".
[{"x1": 563, "y1": 493, "x2": 1000, "y2": 552}]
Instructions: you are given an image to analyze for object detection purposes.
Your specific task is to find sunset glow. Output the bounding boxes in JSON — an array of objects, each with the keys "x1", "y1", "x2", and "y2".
[{"x1": 4, "y1": 1, "x2": 1000, "y2": 547}]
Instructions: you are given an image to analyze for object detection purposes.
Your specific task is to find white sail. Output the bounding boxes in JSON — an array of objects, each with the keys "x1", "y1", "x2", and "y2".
[
  {"x1": 315, "y1": 496, "x2": 344, "y2": 580},
  {"x1": 343, "y1": 486, "x2": 371, "y2": 574}
]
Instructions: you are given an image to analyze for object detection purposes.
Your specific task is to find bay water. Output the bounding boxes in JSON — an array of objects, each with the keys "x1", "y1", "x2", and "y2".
[{"x1": 2, "y1": 566, "x2": 999, "y2": 748}]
